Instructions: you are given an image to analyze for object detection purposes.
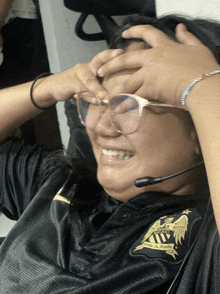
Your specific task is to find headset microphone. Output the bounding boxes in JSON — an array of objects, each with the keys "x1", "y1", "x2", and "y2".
[{"x1": 135, "y1": 161, "x2": 204, "y2": 188}]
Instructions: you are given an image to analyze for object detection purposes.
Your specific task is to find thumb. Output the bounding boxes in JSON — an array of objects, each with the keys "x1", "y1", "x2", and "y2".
[{"x1": 175, "y1": 23, "x2": 205, "y2": 46}]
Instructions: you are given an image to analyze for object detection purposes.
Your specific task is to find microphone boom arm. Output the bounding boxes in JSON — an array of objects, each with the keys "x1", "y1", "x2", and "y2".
[{"x1": 135, "y1": 161, "x2": 204, "y2": 188}]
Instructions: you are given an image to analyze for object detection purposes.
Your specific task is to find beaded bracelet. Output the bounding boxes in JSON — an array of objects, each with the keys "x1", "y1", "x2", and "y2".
[
  {"x1": 30, "y1": 72, "x2": 55, "y2": 110},
  {"x1": 181, "y1": 70, "x2": 220, "y2": 106}
]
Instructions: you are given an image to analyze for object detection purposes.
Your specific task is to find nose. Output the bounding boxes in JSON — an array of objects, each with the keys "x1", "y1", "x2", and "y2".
[{"x1": 95, "y1": 108, "x2": 120, "y2": 137}]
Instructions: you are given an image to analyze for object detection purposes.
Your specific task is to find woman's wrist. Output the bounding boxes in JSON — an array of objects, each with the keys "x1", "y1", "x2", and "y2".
[
  {"x1": 185, "y1": 74, "x2": 220, "y2": 113},
  {"x1": 30, "y1": 74, "x2": 57, "y2": 110}
]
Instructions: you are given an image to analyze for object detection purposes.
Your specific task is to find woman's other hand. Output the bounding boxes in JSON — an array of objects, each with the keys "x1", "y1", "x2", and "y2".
[
  {"x1": 97, "y1": 24, "x2": 220, "y2": 108},
  {"x1": 36, "y1": 49, "x2": 123, "y2": 106},
  {"x1": 0, "y1": 49, "x2": 123, "y2": 140}
]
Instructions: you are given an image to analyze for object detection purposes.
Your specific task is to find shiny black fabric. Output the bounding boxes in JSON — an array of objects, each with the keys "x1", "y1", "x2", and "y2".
[{"x1": 0, "y1": 141, "x2": 219, "y2": 293}]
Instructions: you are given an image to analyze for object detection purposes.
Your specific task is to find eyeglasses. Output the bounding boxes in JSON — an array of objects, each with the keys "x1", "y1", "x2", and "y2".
[{"x1": 76, "y1": 93, "x2": 184, "y2": 134}]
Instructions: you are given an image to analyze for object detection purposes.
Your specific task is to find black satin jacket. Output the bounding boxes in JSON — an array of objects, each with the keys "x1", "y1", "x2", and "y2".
[{"x1": 0, "y1": 141, "x2": 219, "y2": 293}]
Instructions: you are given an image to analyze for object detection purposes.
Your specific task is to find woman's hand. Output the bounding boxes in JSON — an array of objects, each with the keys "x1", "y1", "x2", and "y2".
[
  {"x1": 0, "y1": 49, "x2": 123, "y2": 140},
  {"x1": 97, "y1": 24, "x2": 220, "y2": 107},
  {"x1": 36, "y1": 49, "x2": 123, "y2": 106}
]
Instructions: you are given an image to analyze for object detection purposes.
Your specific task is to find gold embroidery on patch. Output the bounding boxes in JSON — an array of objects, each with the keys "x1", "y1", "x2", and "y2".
[
  {"x1": 53, "y1": 188, "x2": 71, "y2": 205},
  {"x1": 134, "y1": 210, "x2": 191, "y2": 259}
]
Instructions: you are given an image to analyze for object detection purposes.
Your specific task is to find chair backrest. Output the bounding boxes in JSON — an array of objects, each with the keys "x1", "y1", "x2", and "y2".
[
  {"x1": 64, "y1": 0, "x2": 155, "y2": 42},
  {"x1": 64, "y1": 0, "x2": 155, "y2": 16}
]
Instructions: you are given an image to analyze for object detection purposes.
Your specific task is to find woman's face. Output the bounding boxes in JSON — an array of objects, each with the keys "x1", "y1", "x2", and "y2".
[{"x1": 86, "y1": 51, "x2": 201, "y2": 202}]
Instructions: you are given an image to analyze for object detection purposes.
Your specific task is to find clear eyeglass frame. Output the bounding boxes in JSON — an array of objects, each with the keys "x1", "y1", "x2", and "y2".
[{"x1": 76, "y1": 93, "x2": 185, "y2": 134}]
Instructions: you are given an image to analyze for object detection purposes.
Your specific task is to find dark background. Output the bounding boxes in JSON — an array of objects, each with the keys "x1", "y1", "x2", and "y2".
[{"x1": 0, "y1": 16, "x2": 62, "y2": 151}]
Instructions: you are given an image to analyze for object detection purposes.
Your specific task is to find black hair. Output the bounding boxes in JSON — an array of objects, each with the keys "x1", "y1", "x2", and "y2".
[
  {"x1": 40, "y1": 14, "x2": 220, "y2": 226},
  {"x1": 108, "y1": 14, "x2": 220, "y2": 63}
]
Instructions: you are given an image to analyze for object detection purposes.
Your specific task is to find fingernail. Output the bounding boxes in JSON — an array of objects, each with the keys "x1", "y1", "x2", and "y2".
[
  {"x1": 122, "y1": 30, "x2": 128, "y2": 38},
  {"x1": 90, "y1": 97, "x2": 101, "y2": 104},
  {"x1": 112, "y1": 48, "x2": 123, "y2": 56},
  {"x1": 179, "y1": 23, "x2": 187, "y2": 31},
  {"x1": 97, "y1": 67, "x2": 104, "y2": 77}
]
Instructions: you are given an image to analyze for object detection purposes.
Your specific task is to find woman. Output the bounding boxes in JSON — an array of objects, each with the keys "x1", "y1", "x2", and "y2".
[{"x1": 0, "y1": 15, "x2": 220, "y2": 293}]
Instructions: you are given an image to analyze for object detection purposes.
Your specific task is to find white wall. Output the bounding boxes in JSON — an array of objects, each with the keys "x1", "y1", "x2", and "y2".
[{"x1": 156, "y1": 0, "x2": 220, "y2": 20}]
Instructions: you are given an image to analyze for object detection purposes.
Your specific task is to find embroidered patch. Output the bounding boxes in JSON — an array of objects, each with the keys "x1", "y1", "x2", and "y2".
[
  {"x1": 130, "y1": 209, "x2": 201, "y2": 262},
  {"x1": 53, "y1": 188, "x2": 71, "y2": 205}
]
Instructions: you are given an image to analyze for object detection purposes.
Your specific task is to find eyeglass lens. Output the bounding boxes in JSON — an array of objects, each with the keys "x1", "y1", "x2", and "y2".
[{"x1": 78, "y1": 94, "x2": 142, "y2": 134}]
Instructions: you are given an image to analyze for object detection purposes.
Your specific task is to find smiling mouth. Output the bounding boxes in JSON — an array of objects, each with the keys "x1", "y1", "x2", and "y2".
[{"x1": 102, "y1": 149, "x2": 134, "y2": 160}]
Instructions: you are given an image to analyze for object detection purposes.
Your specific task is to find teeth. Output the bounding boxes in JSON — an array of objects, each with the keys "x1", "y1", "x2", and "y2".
[{"x1": 102, "y1": 149, "x2": 133, "y2": 159}]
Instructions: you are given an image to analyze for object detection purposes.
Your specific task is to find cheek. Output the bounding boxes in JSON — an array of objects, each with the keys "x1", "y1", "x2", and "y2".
[
  {"x1": 86, "y1": 129, "x2": 97, "y2": 154},
  {"x1": 134, "y1": 112, "x2": 196, "y2": 161},
  {"x1": 86, "y1": 128, "x2": 107, "y2": 166}
]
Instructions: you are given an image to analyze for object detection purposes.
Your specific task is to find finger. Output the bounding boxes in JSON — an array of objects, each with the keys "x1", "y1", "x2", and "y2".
[
  {"x1": 97, "y1": 50, "x2": 146, "y2": 77},
  {"x1": 50, "y1": 73, "x2": 90, "y2": 102},
  {"x1": 76, "y1": 67, "x2": 108, "y2": 99},
  {"x1": 112, "y1": 70, "x2": 144, "y2": 94},
  {"x1": 89, "y1": 48, "x2": 124, "y2": 75},
  {"x1": 123, "y1": 71, "x2": 154, "y2": 101},
  {"x1": 175, "y1": 23, "x2": 206, "y2": 47},
  {"x1": 134, "y1": 84, "x2": 155, "y2": 101},
  {"x1": 74, "y1": 91, "x2": 101, "y2": 105},
  {"x1": 122, "y1": 25, "x2": 176, "y2": 47}
]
